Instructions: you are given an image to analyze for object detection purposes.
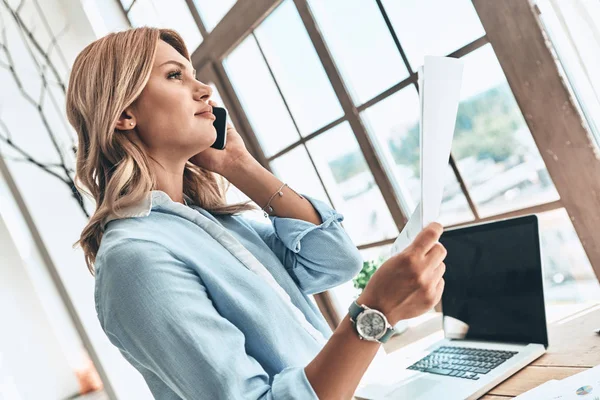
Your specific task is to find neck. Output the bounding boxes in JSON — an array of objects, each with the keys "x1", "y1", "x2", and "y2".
[{"x1": 149, "y1": 157, "x2": 186, "y2": 204}]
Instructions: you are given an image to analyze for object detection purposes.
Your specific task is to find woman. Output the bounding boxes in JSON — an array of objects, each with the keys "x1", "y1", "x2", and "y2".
[{"x1": 67, "y1": 27, "x2": 446, "y2": 399}]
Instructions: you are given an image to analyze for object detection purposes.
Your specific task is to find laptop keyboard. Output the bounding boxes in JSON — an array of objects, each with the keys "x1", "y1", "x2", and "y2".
[{"x1": 407, "y1": 346, "x2": 518, "y2": 380}]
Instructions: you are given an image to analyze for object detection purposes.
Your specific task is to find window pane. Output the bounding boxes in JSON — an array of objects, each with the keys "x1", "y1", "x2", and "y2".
[
  {"x1": 129, "y1": 0, "x2": 203, "y2": 50},
  {"x1": 270, "y1": 147, "x2": 330, "y2": 206},
  {"x1": 362, "y1": 87, "x2": 420, "y2": 212},
  {"x1": 453, "y1": 45, "x2": 560, "y2": 217},
  {"x1": 361, "y1": 87, "x2": 473, "y2": 225},
  {"x1": 398, "y1": 165, "x2": 475, "y2": 228},
  {"x1": 204, "y1": 83, "x2": 231, "y2": 123},
  {"x1": 308, "y1": 0, "x2": 409, "y2": 105},
  {"x1": 381, "y1": 0, "x2": 485, "y2": 69},
  {"x1": 120, "y1": 0, "x2": 134, "y2": 11},
  {"x1": 438, "y1": 165, "x2": 474, "y2": 226},
  {"x1": 539, "y1": 208, "x2": 600, "y2": 304},
  {"x1": 254, "y1": 1, "x2": 343, "y2": 135},
  {"x1": 537, "y1": 0, "x2": 600, "y2": 151},
  {"x1": 306, "y1": 122, "x2": 399, "y2": 245},
  {"x1": 192, "y1": 0, "x2": 237, "y2": 32},
  {"x1": 225, "y1": 36, "x2": 300, "y2": 157},
  {"x1": 208, "y1": 83, "x2": 225, "y2": 110}
]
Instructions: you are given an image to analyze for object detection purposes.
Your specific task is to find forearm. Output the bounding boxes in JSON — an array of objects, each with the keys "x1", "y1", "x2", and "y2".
[
  {"x1": 224, "y1": 156, "x2": 322, "y2": 225},
  {"x1": 304, "y1": 294, "x2": 382, "y2": 400}
]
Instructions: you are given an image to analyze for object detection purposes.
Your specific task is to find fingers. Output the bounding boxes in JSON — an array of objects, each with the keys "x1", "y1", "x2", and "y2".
[
  {"x1": 430, "y1": 262, "x2": 446, "y2": 283},
  {"x1": 421, "y1": 265, "x2": 445, "y2": 310},
  {"x1": 411, "y1": 222, "x2": 444, "y2": 255},
  {"x1": 208, "y1": 99, "x2": 219, "y2": 107},
  {"x1": 426, "y1": 242, "x2": 447, "y2": 265},
  {"x1": 424, "y1": 262, "x2": 445, "y2": 306},
  {"x1": 432, "y1": 278, "x2": 445, "y2": 306}
]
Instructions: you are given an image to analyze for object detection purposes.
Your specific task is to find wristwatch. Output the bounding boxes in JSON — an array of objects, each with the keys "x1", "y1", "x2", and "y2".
[{"x1": 349, "y1": 301, "x2": 395, "y2": 343}]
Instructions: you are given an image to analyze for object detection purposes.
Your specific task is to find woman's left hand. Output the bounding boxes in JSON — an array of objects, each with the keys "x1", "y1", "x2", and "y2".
[{"x1": 189, "y1": 101, "x2": 254, "y2": 178}]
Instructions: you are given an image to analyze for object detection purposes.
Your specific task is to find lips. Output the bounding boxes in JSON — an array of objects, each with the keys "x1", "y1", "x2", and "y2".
[
  {"x1": 195, "y1": 106, "x2": 213, "y2": 116},
  {"x1": 195, "y1": 111, "x2": 216, "y2": 120}
]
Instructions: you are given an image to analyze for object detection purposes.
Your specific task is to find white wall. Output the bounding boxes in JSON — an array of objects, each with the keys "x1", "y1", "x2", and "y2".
[{"x1": 0, "y1": 194, "x2": 78, "y2": 399}]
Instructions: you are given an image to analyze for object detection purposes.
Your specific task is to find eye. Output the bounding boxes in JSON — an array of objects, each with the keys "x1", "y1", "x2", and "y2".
[{"x1": 167, "y1": 69, "x2": 183, "y2": 80}]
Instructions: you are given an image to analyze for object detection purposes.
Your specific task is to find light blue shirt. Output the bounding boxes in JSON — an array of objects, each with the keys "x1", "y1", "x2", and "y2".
[{"x1": 94, "y1": 191, "x2": 363, "y2": 399}]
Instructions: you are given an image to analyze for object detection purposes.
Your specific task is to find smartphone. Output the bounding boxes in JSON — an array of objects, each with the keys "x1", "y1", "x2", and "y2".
[{"x1": 211, "y1": 106, "x2": 228, "y2": 150}]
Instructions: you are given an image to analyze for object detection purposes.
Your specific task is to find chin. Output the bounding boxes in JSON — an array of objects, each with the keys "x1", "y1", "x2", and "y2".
[
  {"x1": 189, "y1": 141, "x2": 213, "y2": 156},
  {"x1": 189, "y1": 130, "x2": 215, "y2": 145}
]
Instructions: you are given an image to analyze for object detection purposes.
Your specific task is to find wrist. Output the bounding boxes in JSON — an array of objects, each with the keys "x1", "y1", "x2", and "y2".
[
  {"x1": 356, "y1": 292, "x2": 398, "y2": 326},
  {"x1": 349, "y1": 298, "x2": 396, "y2": 344},
  {"x1": 220, "y1": 153, "x2": 258, "y2": 180}
]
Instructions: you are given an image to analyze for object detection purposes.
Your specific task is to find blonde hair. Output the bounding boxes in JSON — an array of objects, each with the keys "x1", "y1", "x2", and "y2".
[{"x1": 66, "y1": 27, "x2": 256, "y2": 275}]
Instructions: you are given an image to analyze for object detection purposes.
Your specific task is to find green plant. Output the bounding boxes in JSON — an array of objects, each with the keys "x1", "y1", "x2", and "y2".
[{"x1": 353, "y1": 257, "x2": 385, "y2": 295}]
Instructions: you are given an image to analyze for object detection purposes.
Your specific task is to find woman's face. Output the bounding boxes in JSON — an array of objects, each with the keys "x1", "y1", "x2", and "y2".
[{"x1": 128, "y1": 40, "x2": 216, "y2": 164}]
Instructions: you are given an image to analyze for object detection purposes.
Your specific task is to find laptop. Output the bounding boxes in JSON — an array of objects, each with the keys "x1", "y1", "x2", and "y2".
[{"x1": 357, "y1": 214, "x2": 549, "y2": 400}]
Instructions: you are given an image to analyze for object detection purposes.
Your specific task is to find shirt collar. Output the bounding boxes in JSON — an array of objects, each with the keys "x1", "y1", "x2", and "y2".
[{"x1": 103, "y1": 190, "x2": 192, "y2": 228}]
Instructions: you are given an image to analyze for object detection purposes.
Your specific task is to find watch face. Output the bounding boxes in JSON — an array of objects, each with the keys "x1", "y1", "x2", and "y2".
[{"x1": 356, "y1": 310, "x2": 386, "y2": 339}]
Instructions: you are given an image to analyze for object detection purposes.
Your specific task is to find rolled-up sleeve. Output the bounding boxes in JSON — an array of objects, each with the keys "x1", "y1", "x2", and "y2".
[
  {"x1": 246, "y1": 195, "x2": 363, "y2": 295},
  {"x1": 95, "y1": 239, "x2": 319, "y2": 400}
]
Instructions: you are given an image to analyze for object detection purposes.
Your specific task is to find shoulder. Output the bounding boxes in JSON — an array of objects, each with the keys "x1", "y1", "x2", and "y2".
[
  {"x1": 95, "y1": 214, "x2": 187, "y2": 289},
  {"x1": 95, "y1": 234, "x2": 179, "y2": 302},
  {"x1": 97, "y1": 220, "x2": 171, "y2": 264},
  {"x1": 94, "y1": 230, "x2": 191, "y2": 328}
]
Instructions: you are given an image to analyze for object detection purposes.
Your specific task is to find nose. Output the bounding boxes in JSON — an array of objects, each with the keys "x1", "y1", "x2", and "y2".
[{"x1": 193, "y1": 80, "x2": 213, "y2": 102}]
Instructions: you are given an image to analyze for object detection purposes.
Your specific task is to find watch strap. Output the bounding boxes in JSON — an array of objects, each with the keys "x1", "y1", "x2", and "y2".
[
  {"x1": 379, "y1": 327, "x2": 395, "y2": 343},
  {"x1": 349, "y1": 300, "x2": 364, "y2": 321}
]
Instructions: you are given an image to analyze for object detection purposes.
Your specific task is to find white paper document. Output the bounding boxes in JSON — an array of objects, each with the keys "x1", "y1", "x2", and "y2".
[
  {"x1": 514, "y1": 380, "x2": 560, "y2": 400},
  {"x1": 391, "y1": 56, "x2": 464, "y2": 256},
  {"x1": 515, "y1": 365, "x2": 600, "y2": 399}
]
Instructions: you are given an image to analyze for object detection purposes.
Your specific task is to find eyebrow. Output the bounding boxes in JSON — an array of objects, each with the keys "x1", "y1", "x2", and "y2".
[{"x1": 159, "y1": 60, "x2": 197, "y2": 77}]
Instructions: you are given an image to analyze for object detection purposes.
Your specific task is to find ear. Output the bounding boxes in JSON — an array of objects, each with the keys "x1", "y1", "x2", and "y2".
[{"x1": 115, "y1": 109, "x2": 136, "y2": 131}]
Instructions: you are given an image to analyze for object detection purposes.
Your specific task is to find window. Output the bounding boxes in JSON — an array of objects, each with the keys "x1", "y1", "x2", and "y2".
[
  {"x1": 225, "y1": 0, "x2": 344, "y2": 155},
  {"x1": 536, "y1": 0, "x2": 600, "y2": 151},
  {"x1": 217, "y1": 0, "x2": 599, "y2": 312},
  {"x1": 539, "y1": 208, "x2": 600, "y2": 303},
  {"x1": 305, "y1": 122, "x2": 398, "y2": 244},
  {"x1": 361, "y1": 86, "x2": 421, "y2": 211},
  {"x1": 119, "y1": 0, "x2": 135, "y2": 10},
  {"x1": 225, "y1": 36, "x2": 301, "y2": 157},
  {"x1": 270, "y1": 146, "x2": 331, "y2": 206},
  {"x1": 360, "y1": 87, "x2": 474, "y2": 226},
  {"x1": 307, "y1": 0, "x2": 409, "y2": 104},
  {"x1": 192, "y1": 0, "x2": 237, "y2": 32},
  {"x1": 451, "y1": 45, "x2": 560, "y2": 217},
  {"x1": 254, "y1": 0, "x2": 343, "y2": 135},
  {"x1": 127, "y1": 0, "x2": 203, "y2": 50},
  {"x1": 381, "y1": 0, "x2": 485, "y2": 68},
  {"x1": 208, "y1": 83, "x2": 225, "y2": 111}
]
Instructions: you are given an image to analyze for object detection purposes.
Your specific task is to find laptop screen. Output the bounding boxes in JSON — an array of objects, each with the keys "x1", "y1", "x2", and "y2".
[{"x1": 440, "y1": 215, "x2": 548, "y2": 347}]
